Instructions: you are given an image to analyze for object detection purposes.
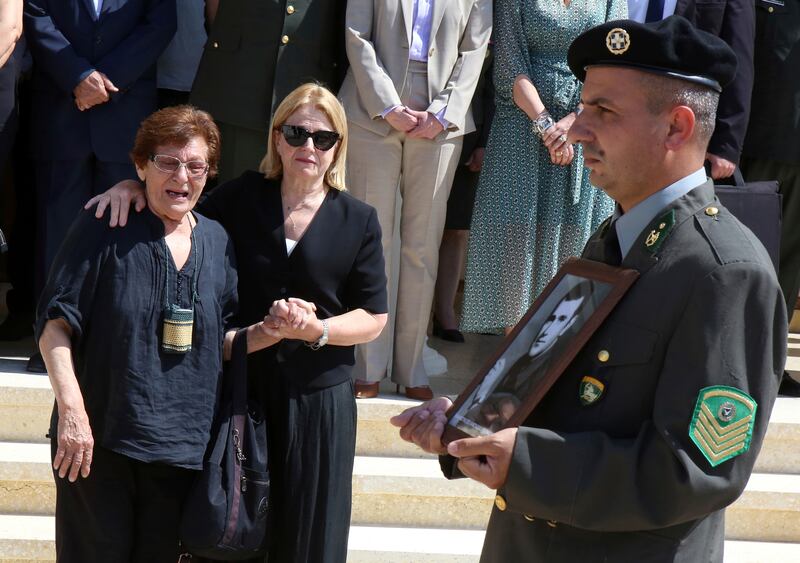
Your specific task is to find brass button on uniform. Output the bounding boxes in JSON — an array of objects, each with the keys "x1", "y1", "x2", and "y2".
[
  {"x1": 523, "y1": 514, "x2": 535, "y2": 522},
  {"x1": 768, "y1": 6, "x2": 774, "y2": 12},
  {"x1": 705, "y1": 206, "x2": 719, "y2": 216},
  {"x1": 212, "y1": 41, "x2": 219, "y2": 48},
  {"x1": 494, "y1": 495, "x2": 507, "y2": 511},
  {"x1": 287, "y1": 5, "x2": 295, "y2": 13},
  {"x1": 281, "y1": 35, "x2": 290, "y2": 44},
  {"x1": 597, "y1": 350, "x2": 610, "y2": 363},
  {"x1": 546, "y1": 519, "x2": 558, "y2": 528}
]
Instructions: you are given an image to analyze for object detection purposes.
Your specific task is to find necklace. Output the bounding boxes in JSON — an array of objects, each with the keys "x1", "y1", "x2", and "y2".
[{"x1": 283, "y1": 189, "x2": 325, "y2": 231}]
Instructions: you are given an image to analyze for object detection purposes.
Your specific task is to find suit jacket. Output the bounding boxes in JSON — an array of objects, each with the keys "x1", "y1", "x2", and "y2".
[
  {"x1": 443, "y1": 181, "x2": 786, "y2": 562},
  {"x1": 23, "y1": 0, "x2": 176, "y2": 162},
  {"x1": 674, "y1": 0, "x2": 755, "y2": 164},
  {"x1": 190, "y1": 0, "x2": 348, "y2": 134},
  {"x1": 338, "y1": 0, "x2": 492, "y2": 139},
  {"x1": 742, "y1": 0, "x2": 800, "y2": 164}
]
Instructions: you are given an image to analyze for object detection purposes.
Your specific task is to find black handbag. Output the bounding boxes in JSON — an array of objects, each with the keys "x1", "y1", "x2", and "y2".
[
  {"x1": 714, "y1": 169, "x2": 782, "y2": 273},
  {"x1": 179, "y1": 328, "x2": 270, "y2": 560}
]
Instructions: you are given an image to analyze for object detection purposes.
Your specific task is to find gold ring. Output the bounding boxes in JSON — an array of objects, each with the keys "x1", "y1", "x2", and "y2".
[
  {"x1": 559, "y1": 134, "x2": 567, "y2": 143},
  {"x1": 556, "y1": 151, "x2": 563, "y2": 157}
]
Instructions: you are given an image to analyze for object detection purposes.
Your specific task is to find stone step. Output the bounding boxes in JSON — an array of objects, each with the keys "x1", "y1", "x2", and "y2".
[
  {"x1": 1, "y1": 517, "x2": 799, "y2": 563},
  {"x1": 5, "y1": 368, "x2": 799, "y2": 475},
  {"x1": 3, "y1": 444, "x2": 799, "y2": 542}
]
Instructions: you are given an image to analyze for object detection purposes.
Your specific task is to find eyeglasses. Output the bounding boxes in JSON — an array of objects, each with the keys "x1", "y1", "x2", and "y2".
[
  {"x1": 280, "y1": 125, "x2": 340, "y2": 151},
  {"x1": 150, "y1": 154, "x2": 209, "y2": 178}
]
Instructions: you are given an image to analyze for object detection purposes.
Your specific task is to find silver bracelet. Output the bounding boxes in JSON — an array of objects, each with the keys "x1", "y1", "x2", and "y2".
[{"x1": 531, "y1": 110, "x2": 555, "y2": 139}]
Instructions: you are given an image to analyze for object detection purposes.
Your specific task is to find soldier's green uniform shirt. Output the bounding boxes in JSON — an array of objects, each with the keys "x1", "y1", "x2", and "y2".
[{"x1": 443, "y1": 177, "x2": 787, "y2": 562}]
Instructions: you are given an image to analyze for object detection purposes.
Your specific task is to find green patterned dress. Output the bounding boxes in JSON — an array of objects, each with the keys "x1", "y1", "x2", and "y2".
[{"x1": 460, "y1": 0, "x2": 626, "y2": 333}]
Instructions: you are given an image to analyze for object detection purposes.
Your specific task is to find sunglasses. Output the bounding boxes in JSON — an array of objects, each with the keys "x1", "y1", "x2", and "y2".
[
  {"x1": 150, "y1": 154, "x2": 209, "y2": 178},
  {"x1": 280, "y1": 125, "x2": 340, "y2": 151}
]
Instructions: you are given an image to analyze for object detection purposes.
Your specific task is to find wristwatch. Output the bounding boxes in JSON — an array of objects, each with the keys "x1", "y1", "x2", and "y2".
[
  {"x1": 532, "y1": 110, "x2": 555, "y2": 138},
  {"x1": 307, "y1": 319, "x2": 329, "y2": 350}
]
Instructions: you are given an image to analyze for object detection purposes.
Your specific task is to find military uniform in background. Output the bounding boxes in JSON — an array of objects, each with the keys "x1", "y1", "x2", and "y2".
[{"x1": 190, "y1": 0, "x2": 348, "y2": 182}]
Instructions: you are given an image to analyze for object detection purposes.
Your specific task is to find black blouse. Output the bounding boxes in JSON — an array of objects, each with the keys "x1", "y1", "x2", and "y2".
[
  {"x1": 36, "y1": 207, "x2": 238, "y2": 469},
  {"x1": 199, "y1": 171, "x2": 388, "y2": 389}
]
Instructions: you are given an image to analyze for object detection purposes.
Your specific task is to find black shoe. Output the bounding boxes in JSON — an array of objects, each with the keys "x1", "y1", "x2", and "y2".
[
  {"x1": 26, "y1": 352, "x2": 47, "y2": 374},
  {"x1": 432, "y1": 316, "x2": 465, "y2": 343},
  {"x1": 0, "y1": 311, "x2": 34, "y2": 341},
  {"x1": 779, "y1": 373, "x2": 800, "y2": 397}
]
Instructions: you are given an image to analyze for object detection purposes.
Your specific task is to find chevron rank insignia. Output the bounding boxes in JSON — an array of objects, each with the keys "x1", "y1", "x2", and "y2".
[{"x1": 689, "y1": 386, "x2": 757, "y2": 467}]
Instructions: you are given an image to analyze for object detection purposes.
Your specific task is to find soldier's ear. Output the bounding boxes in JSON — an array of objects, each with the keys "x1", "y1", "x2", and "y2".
[{"x1": 664, "y1": 106, "x2": 695, "y2": 152}]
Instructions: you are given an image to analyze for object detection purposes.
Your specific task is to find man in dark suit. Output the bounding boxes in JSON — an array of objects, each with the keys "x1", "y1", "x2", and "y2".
[
  {"x1": 741, "y1": 0, "x2": 800, "y2": 396},
  {"x1": 741, "y1": 1, "x2": 800, "y2": 311},
  {"x1": 628, "y1": 0, "x2": 755, "y2": 180},
  {"x1": 392, "y1": 17, "x2": 786, "y2": 562},
  {"x1": 189, "y1": 0, "x2": 347, "y2": 183},
  {"x1": 23, "y1": 0, "x2": 176, "y2": 369}
]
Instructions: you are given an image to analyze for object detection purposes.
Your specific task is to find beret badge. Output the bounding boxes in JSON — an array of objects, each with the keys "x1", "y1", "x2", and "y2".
[{"x1": 605, "y1": 28, "x2": 631, "y2": 55}]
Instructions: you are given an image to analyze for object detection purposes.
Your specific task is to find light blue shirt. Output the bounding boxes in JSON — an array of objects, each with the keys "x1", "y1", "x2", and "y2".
[
  {"x1": 409, "y1": 0, "x2": 434, "y2": 62},
  {"x1": 92, "y1": 0, "x2": 103, "y2": 16},
  {"x1": 613, "y1": 168, "x2": 707, "y2": 259}
]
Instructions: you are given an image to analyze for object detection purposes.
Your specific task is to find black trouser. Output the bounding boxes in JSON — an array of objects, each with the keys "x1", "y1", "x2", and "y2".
[
  {"x1": 52, "y1": 442, "x2": 195, "y2": 563},
  {"x1": 742, "y1": 157, "x2": 800, "y2": 313}
]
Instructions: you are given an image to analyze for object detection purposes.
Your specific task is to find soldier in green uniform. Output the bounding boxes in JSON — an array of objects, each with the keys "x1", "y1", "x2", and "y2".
[
  {"x1": 391, "y1": 16, "x2": 788, "y2": 562},
  {"x1": 190, "y1": 0, "x2": 347, "y2": 182}
]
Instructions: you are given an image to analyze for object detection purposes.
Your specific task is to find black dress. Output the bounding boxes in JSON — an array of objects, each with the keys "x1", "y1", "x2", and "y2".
[{"x1": 199, "y1": 172, "x2": 388, "y2": 562}]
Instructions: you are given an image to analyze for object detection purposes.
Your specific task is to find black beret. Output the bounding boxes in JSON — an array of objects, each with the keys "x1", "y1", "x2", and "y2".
[{"x1": 567, "y1": 15, "x2": 737, "y2": 93}]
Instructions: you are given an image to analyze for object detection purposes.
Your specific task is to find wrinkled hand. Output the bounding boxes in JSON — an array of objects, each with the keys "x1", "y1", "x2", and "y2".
[
  {"x1": 390, "y1": 396, "x2": 453, "y2": 455},
  {"x1": 465, "y1": 147, "x2": 486, "y2": 173},
  {"x1": 85, "y1": 179, "x2": 146, "y2": 227},
  {"x1": 706, "y1": 152, "x2": 736, "y2": 180},
  {"x1": 446, "y1": 427, "x2": 517, "y2": 490},
  {"x1": 405, "y1": 109, "x2": 445, "y2": 140},
  {"x1": 384, "y1": 106, "x2": 419, "y2": 133},
  {"x1": 54, "y1": 407, "x2": 94, "y2": 482},
  {"x1": 73, "y1": 71, "x2": 115, "y2": 111},
  {"x1": 269, "y1": 298, "x2": 322, "y2": 341}
]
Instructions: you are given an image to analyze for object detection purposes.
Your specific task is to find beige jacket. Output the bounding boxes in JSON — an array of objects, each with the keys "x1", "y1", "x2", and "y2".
[{"x1": 339, "y1": 0, "x2": 492, "y2": 139}]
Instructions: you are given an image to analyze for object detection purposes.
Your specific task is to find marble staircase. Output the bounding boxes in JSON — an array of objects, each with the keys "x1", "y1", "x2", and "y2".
[{"x1": 1, "y1": 333, "x2": 800, "y2": 561}]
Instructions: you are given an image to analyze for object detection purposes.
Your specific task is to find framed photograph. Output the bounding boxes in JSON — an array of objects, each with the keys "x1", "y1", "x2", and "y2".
[{"x1": 443, "y1": 258, "x2": 639, "y2": 443}]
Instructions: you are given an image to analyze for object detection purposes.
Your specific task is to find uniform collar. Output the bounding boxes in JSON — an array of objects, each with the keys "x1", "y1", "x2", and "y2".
[{"x1": 613, "y1": 168, "x2": 707, "y2": 259}]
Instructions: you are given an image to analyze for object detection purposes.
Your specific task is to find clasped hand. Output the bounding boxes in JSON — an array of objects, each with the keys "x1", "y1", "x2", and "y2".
[
  {"x1": 542, "y1": 112, "x2": 576, "y2": 167},
  {"x1": 73, "y1": 70, "x2": 119, "y2": 112},
  {"x1": 384, "y1": 106, "x2": 444, "y2": 139},
  {"x1": 259, "y1": 297, "x2": 322, "y2": 342},
  {"x1": 390, "y1": 397, "x2": 517, "y2": 490}
]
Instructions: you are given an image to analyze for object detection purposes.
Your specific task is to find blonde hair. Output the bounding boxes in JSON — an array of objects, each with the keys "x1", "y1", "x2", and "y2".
[{"x1": 259, "y1": 83, "x2": 348, "y2": 191}]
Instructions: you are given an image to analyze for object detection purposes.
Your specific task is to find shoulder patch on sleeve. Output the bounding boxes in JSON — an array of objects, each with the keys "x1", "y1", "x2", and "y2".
[{"x1": 689, "y1": 386, "x2": 757, "y2": 467}]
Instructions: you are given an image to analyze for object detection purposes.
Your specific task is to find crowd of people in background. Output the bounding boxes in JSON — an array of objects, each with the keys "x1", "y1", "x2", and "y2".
[{"x1": 0, "y1": 0, "x2": 798, "y2": 561}]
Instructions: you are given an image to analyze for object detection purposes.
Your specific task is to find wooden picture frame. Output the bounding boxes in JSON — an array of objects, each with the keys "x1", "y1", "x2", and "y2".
[{"x1": 443, "y1": 257, "x2": 639, "y2": 444}]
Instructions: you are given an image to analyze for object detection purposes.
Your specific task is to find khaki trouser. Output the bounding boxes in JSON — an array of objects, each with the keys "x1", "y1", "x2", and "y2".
[{"x1": 347, "y1": 61, "x2": 463, "y2": 386}]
